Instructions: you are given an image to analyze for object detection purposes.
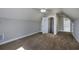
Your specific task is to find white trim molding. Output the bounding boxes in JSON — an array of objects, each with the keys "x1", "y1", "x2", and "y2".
[
  {"x1": 0, "y1": 31, "x2": 40, "y2": 45},
  {"x1": 72, "y1": 33, "x2": 79, "y2": 43}
]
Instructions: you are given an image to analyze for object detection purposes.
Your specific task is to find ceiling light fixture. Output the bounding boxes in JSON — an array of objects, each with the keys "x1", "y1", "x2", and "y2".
[{"x1": 40, "y1": 9, "x2": 46, "y2": 13}]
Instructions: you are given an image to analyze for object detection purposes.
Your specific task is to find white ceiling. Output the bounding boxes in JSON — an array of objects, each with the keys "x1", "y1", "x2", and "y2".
[
  {"x1": 36, "y1": 8, "x2": 79, "y2": 20},
  {"x1": 0, "y1": 8, "x2": 42, "y2": 21},
  {"x1": 0, "y1": 8, "x2": 79, "y2": 21},
  {"x1": 61, "y1": 8, "x2": 79, "y2": 20}
]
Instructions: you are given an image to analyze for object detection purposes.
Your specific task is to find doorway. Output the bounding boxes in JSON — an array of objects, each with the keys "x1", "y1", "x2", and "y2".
[{"x1": 48, "y1": 17, "x2": 54, "y2": 33}]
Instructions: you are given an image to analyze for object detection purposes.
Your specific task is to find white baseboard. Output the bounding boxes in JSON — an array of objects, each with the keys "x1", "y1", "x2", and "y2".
[
  {"x1": 58, "y1": 30, "x2": 70, "y2": 32},
  {"x1": 72, "y1": 33, "x2": 79, "y2": 43},
  {"x1": 0, "y1": 31, "x2": 40, "y2": 45}
]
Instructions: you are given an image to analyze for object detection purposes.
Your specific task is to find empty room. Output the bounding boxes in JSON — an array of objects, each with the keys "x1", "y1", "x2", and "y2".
[{"x1": 0, "y1": 8, "x2": 79, "y2": 50}]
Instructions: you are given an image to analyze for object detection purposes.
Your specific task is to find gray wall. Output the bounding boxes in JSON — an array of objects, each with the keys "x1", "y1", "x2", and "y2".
[
  {"x1": 0, "y1": 8, "x2": 41, "y2": 43},
  {"x1": 72, "y1": 19, "x2": 79, "y2": 42},
  {"x1": 57, "y1": 15, "x2": 63, "y2": 32}
]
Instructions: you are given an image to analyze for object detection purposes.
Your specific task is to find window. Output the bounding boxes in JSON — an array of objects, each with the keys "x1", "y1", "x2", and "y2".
[{"x1": 63, "y1": 18, "x2": 70, "y2": 32}]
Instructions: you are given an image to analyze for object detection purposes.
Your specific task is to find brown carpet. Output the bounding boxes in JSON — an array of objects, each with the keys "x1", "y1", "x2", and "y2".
[{"x1": 0, "y1": 32, "x2": 79, "y2": 50}]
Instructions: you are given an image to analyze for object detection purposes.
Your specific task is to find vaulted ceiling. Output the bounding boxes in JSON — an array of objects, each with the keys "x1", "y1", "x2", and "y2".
[
  {"x1": 37, "y1": 8, "x2": 79, "y2": 20},
  {"x1": 44, "y1": 8, "x2": 79, "y2": 20},
  {"x1": 0, "y1": 8, "x2": 79, "y2": 21},
  {"x1": 0, "y1": 8, "x2": 42, "y2": 21},
  {"x1": 61, "y1": 8, "x2": 79, "y2": 20}
]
